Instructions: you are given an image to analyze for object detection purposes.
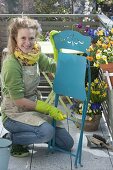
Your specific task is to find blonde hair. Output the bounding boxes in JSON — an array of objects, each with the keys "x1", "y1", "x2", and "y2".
[{"x1": 7, "y1": 16, "x2": 41, "y2": 54}]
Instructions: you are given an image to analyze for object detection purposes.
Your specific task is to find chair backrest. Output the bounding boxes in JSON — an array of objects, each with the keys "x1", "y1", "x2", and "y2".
[
  {"x1": 52, "y1": 30, "x2": 91, "y2": 101},
  {"x1": 53, "y1": 30, "x2": 91, "y2": 57}
]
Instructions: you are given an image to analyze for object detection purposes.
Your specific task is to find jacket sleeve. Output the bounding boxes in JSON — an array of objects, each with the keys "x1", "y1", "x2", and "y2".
[
  {"x1": 2, "y1": 58, "x2": 24, "y2": 99},
  {"x1": 38, "y1": 53, "x2": 56, "y2": 73}
]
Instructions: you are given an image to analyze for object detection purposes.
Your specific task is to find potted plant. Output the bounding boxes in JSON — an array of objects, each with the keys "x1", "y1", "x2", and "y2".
[
  {"x1": 70, "y1": 78, "x2": 108, "y2": 131},
  {"x1": 87, "y1": 27, "x2": 113, "y2": 66},
  {"x1": 87, "y1": 27, "x2": 113, "y2": 86}
]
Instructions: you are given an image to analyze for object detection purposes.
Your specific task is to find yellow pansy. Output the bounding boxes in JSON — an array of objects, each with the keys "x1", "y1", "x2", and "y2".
[
  {"x1": 102, "y1": 44, "x2": 108, "y2": 49},
  {"x1": 110, "y1": 28, "x2": 113, "y2": 34},
  {"x1": 96, "y1": 49, "x2": 101, "y2": 53},
  {"x1": 91, "y1": 82, "x2": 94, "y2": 86},
  {"x1": 87, "y1": 45, "x2": 94, "y2": 52},
  {"x1": 94, "y1": 62, "x2": 99, "y2": 67},
  {"x1": 97, "y1": 40, "x2": 102, "y2": 46},
  {"x1": 102, "y1": 55, "x2": 107, "y2": 60},
  {"x1": 110, "y1": 41, "x2": 113, "y2": 45},
  {"x1": 97, "y1": 30, "x2": 104, "y2": 36},
  {"x1": 96, "y1": 54, "x2": 101, "y2": 60},
  {"x1": 94, "y1": 78, "x2": 99, "y2": 83},
  {"x1": 102, "y1": 93, "x2": 107, "y2": 97}
]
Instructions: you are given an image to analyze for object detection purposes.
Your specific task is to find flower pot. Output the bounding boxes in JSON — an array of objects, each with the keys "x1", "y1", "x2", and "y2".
[
  {"x1": 84, "y1": 115, "x2": 102, "y2": 132},
  {"x1": 100, "y1": 63, "x2": 113, "y2": 87},
  {"x1": 75, "y1": 114, "x2": 101, "y2": 132}
]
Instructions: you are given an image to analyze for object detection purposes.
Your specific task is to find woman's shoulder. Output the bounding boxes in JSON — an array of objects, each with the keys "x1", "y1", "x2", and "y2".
[
  {"x1": 3, "y1": 54, "x2": 20, "y2": 67},
  {"x1": 2, "y1": 54, "x2": 22, "y2": 73}
]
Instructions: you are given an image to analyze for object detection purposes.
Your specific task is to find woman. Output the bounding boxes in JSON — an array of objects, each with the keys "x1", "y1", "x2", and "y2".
[{"x1": 1, "y1": 17, "x2": 74, "y2": 157}]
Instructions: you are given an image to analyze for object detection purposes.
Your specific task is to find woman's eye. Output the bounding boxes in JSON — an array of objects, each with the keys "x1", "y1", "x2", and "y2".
[
  {"x1": 20, "y1": 37, "x2": 35, "y2": 41},
  {"x1": 21, "y1": 37, "x2": 26, "y2": 40},
  {"x1": 30, "y1": 37, "x2": 35, "y2": 41}
]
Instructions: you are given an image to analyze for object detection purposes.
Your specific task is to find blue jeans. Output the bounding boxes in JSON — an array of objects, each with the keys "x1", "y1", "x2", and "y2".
[{"x1": 3, "y1": 118, "x2": 74, "y2": 151}]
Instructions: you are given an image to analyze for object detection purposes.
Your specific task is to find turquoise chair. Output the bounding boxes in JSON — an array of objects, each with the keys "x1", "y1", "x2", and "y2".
[{"x1": 49, "y1": 30, "x2": 91, "y2": 168}]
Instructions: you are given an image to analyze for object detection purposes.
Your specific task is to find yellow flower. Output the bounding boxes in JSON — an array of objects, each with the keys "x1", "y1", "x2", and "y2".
[
  {"x1": 87, "y1": 45, "x2": 94, "y2": 52},
  {"x1": 97, "y1": 30, "x2": 104, "y2": 36},
  {"x1": 110, "y1": 41, "x2": 113, "y2": 45},
  {"x1": 96, "y1": 54, "x2": 101, "y2": 60},
  {"x1": 94, "y1": 62, "x2": 99, "y2": 67},
  {"x1": 86, "y1": 78, "x2": 107, "y2": 102},
  {"x1": 96, "y1": 91, "x2": 100, "y2": 94},
  {"x1": 94, "y1": 78, "x2": 99, "y2": 83},
  {"x1": 102, "y1": 93, "x2": 107, "y2": 97},
  {"x1": 102, "y1": 55, "x2": 107, "y2": 61},
  {"x1": 107, "y1": 43, "x2": 111, "y2": 48},
  {"x1": 89, "y1": 28, "x2": 113, "y2": 66},
  {"x1": 89, "y1": 109, "x2": 92, "y2": 113},
  {"x1": 91, "y1": 82, "x2": 94, "y2": 86},
  {"x1": 102, "y1": 44, "x2": 108, "y2": 49},
  {"x1": 97, "y1": 40, "x2": 102, "y2": 46},
  {"x1": 105, "y1": 84, "x2": 108, "y2": 88},
  {"x1": 110, "y1": 28, "x2": 113, "y2": 34},
  {"x1": 88, "y1": 117, "x2": 93, "y2": 121},
  {"x1": 86, "y1": 87, "x2": 88, "y2": 91},
  {"x1": 97, "y1": 49, "x2": 101, "y2": 53},
  {"x1": 79, "y1": 109, "x2": 82, "y2": 114}
]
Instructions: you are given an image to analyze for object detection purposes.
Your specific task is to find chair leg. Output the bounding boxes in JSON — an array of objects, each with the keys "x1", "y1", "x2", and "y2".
[
  {"x1": 75, "y1": 103, "x2": 87, "y2": 167},
  {"x1": 48, "y1": 140, "x2": 52, "y2": 151},
  {"x1": 48, "y1": 119, "x2": 56, "y2": 153},
  {"x1": 51, "y1": 120, "x2": 56, "y2": 148},
  {"x1": 29, "y1": 144, "x2": 34, "y2": 170},
  {"x1": 75, "y1": 129, "x2": 84, "y2": 167},
  {"x1": 75, "y1": 148, "x2": 79, "y2": 167},
  {"x1": 78, "y1": 121, "x2": 85, "y2": 165},
  {"x1": 78, "y1": 134, "x2": 83, "y2": 167}
]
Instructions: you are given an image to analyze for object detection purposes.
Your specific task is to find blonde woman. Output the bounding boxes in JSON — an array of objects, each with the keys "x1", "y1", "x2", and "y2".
[{"x1": 1, "y1": 17, "x2": 74, "y2": 157}]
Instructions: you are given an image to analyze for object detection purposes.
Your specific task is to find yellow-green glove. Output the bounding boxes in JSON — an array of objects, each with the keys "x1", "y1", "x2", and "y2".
[
  {"x1": 35, "y1": 100, "x2": 66, "y2": 121},
  {"x1": 50, "y1": 30, "x2": 59, "y2": 62}
]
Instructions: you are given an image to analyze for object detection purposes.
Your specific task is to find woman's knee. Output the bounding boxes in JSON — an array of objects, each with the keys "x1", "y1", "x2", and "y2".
[
  {"x1": 38, "y1": 122, "x2": 55, "y2": 141},
  {"x1": 55, "y1": 127, "x2": 74, "y2": 151}
]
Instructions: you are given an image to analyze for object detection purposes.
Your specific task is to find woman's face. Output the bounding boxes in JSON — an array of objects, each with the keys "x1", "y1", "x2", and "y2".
[{"x1": 16, "y1": 28, "x2": 36, "y2": 53}]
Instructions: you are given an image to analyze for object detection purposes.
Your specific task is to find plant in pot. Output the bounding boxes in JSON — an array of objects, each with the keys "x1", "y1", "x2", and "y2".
[
  {"x1": 70, "y1": 78, "x2": 108, "y2": 131},
  {"x1": 87, "y1": 27, "x2": 113, "y2": 66},
  {"x1": 87, "y1": 27, "x2": 113, "y2": 87}
]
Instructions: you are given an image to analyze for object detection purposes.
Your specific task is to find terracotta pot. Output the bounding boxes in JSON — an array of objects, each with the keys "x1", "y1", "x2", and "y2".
[
  {"x1": 76, "y1": 114, "x2": 102, "y2": 132},
  {"x1": 84, "y1": 115, "x2": 102, "y2": 132},
  {"x1": 100, "y1": 63, "x2": 113, "y2": 87}
]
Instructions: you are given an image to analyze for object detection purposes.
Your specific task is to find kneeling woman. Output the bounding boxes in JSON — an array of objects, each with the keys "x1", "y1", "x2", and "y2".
[{"x1": 1, "y1": 17, "x2": 74, "y2": 157}]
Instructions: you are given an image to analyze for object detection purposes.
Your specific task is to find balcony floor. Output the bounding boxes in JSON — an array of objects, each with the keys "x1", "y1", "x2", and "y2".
[{"x1": 0, "y1": 113, "x2": 113, "y2": 170}]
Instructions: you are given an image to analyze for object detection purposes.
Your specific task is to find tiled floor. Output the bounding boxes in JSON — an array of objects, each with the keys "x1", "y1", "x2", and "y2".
[{"x1": 0, "y1": 115, "x2": 113, "y2": 170}]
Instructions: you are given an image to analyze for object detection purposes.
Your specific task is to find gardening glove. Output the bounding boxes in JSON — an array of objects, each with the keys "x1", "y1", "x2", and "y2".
[
  {"x1": 50, "y1": 30, "x2": 59, "y2": 62},
  {"x1": 35, "y1": 100, "x2": 67, "y2": 121}
]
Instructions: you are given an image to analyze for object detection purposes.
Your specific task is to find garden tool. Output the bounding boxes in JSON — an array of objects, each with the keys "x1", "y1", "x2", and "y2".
[
  {"x1": 86, "y1": 134, "x2": 113, "y2": 151},
  {"x1": 35, "y1": 100, "x2": 67, "y2": 121}
]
